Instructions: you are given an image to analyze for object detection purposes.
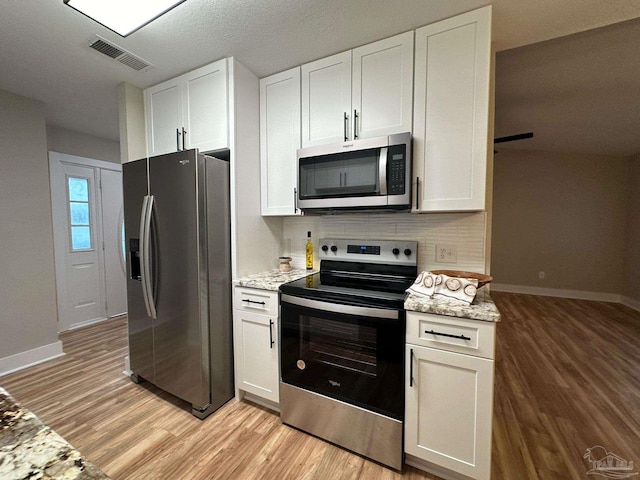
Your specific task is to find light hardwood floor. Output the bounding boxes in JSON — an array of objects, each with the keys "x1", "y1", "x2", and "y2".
[{"x1": 1, "y1": 294, "x2": 638, "y2": 479}]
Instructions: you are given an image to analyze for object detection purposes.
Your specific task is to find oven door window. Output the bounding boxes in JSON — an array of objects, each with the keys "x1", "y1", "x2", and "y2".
[
  {"x1": 298, "y1": 148, "x2": 381, "y2": 199},
  {"x1": 280, "y1": 300, "x2": 404, "y2": 420}
]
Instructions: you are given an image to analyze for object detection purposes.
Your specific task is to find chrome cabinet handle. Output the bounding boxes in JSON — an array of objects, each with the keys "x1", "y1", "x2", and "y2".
[
  {"x1": 182, "y1": 127, "x2": 187, "y2": 151},
  {"x1": 294, "y1": 187, "x2": 298, "y2": 213},
  {"x1": 176, "y1": 129, "x2": 181, "y2": 151},
  {"x1": 415, "y1": 176, "x2": 420, "y2": 210}
]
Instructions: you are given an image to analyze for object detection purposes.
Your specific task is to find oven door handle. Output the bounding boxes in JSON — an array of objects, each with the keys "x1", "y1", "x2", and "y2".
[{"x1": 281, "y1": 294, "x2": 399, "y2": 320}]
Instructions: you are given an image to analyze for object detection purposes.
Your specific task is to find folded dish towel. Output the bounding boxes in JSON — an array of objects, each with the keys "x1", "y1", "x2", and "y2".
[{"x1": 407, "y1": 271, "x2": 479, "y2": 304}]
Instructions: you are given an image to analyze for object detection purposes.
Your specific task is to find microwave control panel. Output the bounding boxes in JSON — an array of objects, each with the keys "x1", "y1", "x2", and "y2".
[{"x1": 387, "y1": 144, "x2": 406, "y2": 195}]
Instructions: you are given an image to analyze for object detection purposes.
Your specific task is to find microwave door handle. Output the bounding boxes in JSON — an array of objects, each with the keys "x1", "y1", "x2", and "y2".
[{"x1": 379, "y1": 147, "x2": 388, "y2": 195}]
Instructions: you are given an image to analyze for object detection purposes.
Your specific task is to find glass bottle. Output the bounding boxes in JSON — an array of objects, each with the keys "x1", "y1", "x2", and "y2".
[{"x1": 305, "y1": 231, "x2": 313, "y2": 270}]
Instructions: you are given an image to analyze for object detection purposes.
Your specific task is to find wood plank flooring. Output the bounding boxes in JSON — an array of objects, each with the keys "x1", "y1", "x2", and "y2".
[{"x1": 1, "y1": 294, "x2": 638, "y2": 479}]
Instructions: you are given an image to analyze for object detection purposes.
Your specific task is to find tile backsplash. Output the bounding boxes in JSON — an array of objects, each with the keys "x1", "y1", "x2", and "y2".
[{"x1": 282, "y1": 212, "x2": 487, "y2": 274}]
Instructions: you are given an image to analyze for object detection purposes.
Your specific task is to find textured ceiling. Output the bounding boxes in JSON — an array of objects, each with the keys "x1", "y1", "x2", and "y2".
[{"x1": 0, "y1": 0, "x2": 639, "y2": 152}]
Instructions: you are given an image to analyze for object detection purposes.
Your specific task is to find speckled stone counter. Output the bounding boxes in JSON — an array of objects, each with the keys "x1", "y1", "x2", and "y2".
[
  {"x1": 0, "y1": 387, "x2": 109, "y2": 480},
  {"x1": 404, "y1": 288, "x2": 501, "y2": 322},
  {"x1": 233, "y1": 268, "x2": 314, "y2": 291}
]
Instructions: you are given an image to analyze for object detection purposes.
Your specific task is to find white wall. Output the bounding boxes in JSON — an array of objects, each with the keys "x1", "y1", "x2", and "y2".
[
  {"x1": 283, "y1": 212, "x2": 487, "y2": 274},
  {"x1": 230, "y1": 59, "x2": 284, "y2": 278},
  {"x1": 117, "y1": 82, "x2": 146, "y2": 163},
  {"x1": 47, "y1": 125, "x2": 120, "y2": 163},
  {"x1": 0, "y1": 89, "x2": 61, "y2": 370}
]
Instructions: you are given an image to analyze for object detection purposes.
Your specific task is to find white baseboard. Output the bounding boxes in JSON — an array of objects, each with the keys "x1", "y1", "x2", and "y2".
[
  {"x1": 491, "y1": 283, "x2": 622, "y2": 303},
  {"x1": 0, "y1": 341, "x2": 64, "y2": 378},
  {"x1": 68, "y1": 316, "x2": 108, "y2": 331}
]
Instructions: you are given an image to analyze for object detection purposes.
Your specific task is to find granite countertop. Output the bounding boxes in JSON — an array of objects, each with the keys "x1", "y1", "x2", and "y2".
[
  {"x1": 0, "y1": 387, "x2": 109, "y2": 480},
  {"x1": 404, "y1": 288, "x2": 501, "y2": 322},
  {"x1": 233, "y1": 268, "x2": 314, "y2": 291}
]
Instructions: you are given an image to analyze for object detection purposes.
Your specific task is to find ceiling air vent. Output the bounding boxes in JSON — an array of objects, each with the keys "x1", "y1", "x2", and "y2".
[{"x1": 88, "y1": 35, "x2": 154, "y2": 72}]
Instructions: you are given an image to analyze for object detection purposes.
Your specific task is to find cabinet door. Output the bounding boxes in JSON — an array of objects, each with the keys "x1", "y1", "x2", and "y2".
[
  {"x1": 234, "y1": 309, "x2": 279, "y2": 403},
  {"x1": 260, "y1": 67, "x2": 302, "y2": 216},
  {"x1": 301, "y1": 51, "x2": 352, "y2": 146},
  {"x1": 145, "y1": 80, "x2": 182, "y2": 156},
  {"x1": 352, "y1": 31, "x2": 414, "y2": 140},
  {"x1": 183, "y1": 59, "x2": 229, "y2": 153},
  {"x1": 405, "y1": 345, "x2": 493, "y2": 480},
  {"x1": 413, "y1": 6, "x2": 492, "y2": 212}
]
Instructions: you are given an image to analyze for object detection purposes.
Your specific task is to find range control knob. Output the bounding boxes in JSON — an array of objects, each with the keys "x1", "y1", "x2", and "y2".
[
  {"x1": 321, "y1": 245, "x2": 328, "y2": 252},
  {"x1": 330, "y1": 245, "x2": 338, "y2": 252},
  {"x1": 392, "y1": 248, "x2": 400, "y2": 255},
  {"x1": 404, "y1": 248, "x2": 412, "y2": 256}
]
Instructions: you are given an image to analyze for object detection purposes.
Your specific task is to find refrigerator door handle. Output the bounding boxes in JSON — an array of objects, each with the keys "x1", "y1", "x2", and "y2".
[
  {"x1": 140, "y1": 195, "x2": 157, "y2": 319},
  {"x1": 139, "y1": 196, "x2": 152, "y2": 318}
]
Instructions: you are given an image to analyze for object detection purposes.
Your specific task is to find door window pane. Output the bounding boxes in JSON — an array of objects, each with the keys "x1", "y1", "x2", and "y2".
[
  {"x1": 68, "y1": 177, "x2": 89, "y2": 201},
  {"x1": 71, "y1": 226, "x2": 91, "y2": 250},
  {"x1": 70, "y1": 202, "x2": 89, "y2": 225},
  {"x1": 67, "y1": 176, "x2": 92, "y2": 251}
]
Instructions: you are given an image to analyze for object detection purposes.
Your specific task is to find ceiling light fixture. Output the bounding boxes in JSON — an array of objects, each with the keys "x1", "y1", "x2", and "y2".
[{"x1": 63, "y1": 0, "x2": 186, "y2": 37}]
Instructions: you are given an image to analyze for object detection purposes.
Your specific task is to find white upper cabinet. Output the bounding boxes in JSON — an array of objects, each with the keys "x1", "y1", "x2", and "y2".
[
  {"x1": 182, "y1": 61, "x2": 228, "y2": 153},
  {"x1": 145, "y1": 58, "x2": 228, "y2": 156},
  {"x1": 260, "y1": 67, "x2": 302, "y2": 216},
  {"x1": 413, "y1": 6, "x2": 492, "y2": 212},
  {"x1": 301, "y1": 51, "x2": 352, "y2": 147},
  {"x1": 145, "y1": 82, "x2": 182, "y2": 156},
  {"x1": 301, "y1": 31, "x2": 414, "y2": 147},
  {"x1": 352, "y1": 31, "x2": 414, "y2": 140}
]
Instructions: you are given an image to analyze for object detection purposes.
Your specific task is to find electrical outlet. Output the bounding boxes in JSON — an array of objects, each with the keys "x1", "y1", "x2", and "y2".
[
  {"x1": 539, "y1": 271, "x2": 545, "y2": 279},
  {"x1": 435, "y1": 244, "x2": 457, "y2": 263}
]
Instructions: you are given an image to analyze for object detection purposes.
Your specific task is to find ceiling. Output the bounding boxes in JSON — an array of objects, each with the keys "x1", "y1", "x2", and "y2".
[
  {"x1": 1, "y1": 1, "x2": 639, "y2": 152},
  {"x1": 494, "y1": 15, "x2": 640, "y2": 157}
]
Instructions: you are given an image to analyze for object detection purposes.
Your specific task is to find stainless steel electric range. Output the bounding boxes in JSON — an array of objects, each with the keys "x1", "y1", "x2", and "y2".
[{"x1": 279, "y1": 238, "x2": 418, "y2": 470}]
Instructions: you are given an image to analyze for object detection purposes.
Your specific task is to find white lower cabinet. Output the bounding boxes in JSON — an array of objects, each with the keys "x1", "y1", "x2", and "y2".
[
  {"x1": 405, "y1": 312, "x2": 495, "y2": 480},
  {"x1": 233, "y1": 287, "x2": 279, "y2": 404}
]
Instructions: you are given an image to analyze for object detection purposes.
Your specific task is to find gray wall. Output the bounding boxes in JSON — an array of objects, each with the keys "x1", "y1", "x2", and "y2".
[
  {"x1": 625, "y1": 156, "x2": 640, "y2": 303},
  {"x1": 0, "y1": 89, "x2": 59, "y2": 358},
  {"x1": 47, "y1": 125, "x2": 120, "y2": 163},
  {"x1": 492, "y1": 149, "x2": 632, "y2": 294}
]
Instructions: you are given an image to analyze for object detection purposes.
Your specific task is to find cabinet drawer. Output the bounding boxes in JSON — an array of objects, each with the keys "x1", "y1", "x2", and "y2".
[
  {"x1": 406, "y1": 312, "x2": 495, "y2": 359},
  {"x1": 234, "y1": 287, "x2": 278, "y2": 316}
]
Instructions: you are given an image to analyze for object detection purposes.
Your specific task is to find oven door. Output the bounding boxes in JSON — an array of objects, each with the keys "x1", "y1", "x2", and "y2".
[{"x1": 280, "y1": 294, "x2": 404, "y2": 420}]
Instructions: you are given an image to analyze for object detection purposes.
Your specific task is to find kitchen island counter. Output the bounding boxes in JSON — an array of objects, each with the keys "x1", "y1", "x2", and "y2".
[
  {"x1": 405, "y1": 288, "x2": 501, "y2": 322},
  {"x1": 233, "y1": 268, "x2": 314, "y2": 291},
  {"x1": 0, "y1": 387, "x2": 109, "y2": 480}
]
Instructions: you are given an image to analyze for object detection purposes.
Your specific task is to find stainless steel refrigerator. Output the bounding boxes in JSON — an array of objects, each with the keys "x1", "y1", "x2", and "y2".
[{"x1": 123, "y1": 149, "x2": 233, "y2": 419}]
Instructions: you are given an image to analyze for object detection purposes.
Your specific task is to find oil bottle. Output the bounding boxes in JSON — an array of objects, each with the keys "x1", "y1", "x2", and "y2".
[{"x1": 305, "y1": 231, "x2": 313, "y2": 270}]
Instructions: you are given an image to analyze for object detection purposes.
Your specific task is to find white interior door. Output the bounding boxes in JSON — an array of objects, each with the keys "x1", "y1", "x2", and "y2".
[
  {"x1": 100, "y1": 169, "x2": 127, "y2": 317},
  {"x1": 50, "y1": 152, "x2": 125, "y2": 332}
]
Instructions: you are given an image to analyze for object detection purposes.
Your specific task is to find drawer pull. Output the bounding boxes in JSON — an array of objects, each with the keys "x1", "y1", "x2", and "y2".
[
  {"x1": 409, "y1": 348, "x2": 414, "y2": 387},
  {"x1": 425, "y1": 329, "x2": 471, "y2": 341},
  {"x1": 269, "y1": 319, "x2": 275, "y2": 349},
  {"x1": 243, "y1": 299, "x2": 266, "y2": 306}
]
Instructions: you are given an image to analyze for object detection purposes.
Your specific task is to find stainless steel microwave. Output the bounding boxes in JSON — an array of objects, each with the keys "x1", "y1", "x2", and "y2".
[{"x1": 297, "y1": 132, "x2": 411, "y2": 212}]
